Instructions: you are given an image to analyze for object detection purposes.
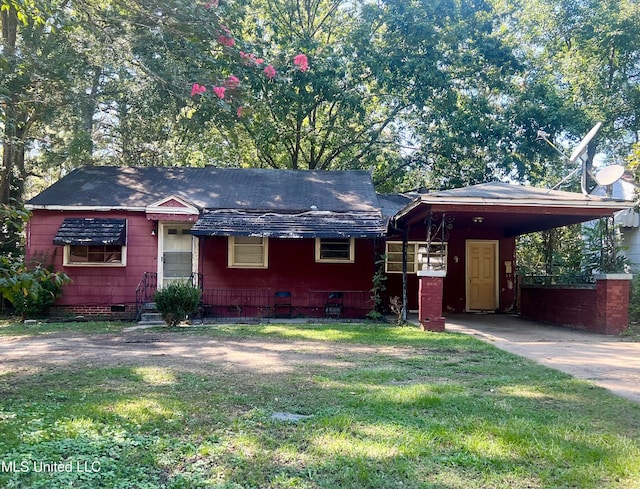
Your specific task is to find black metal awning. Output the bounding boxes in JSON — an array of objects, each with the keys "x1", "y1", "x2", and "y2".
[
  {"x1": 53, "y1": 218, "x2": 127, "y2": 246},
  {"x1": 190, "y1": 210, "x2": 386, "y2": 238}
]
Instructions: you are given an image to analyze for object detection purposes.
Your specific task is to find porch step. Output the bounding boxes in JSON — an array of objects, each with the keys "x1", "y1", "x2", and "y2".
[{"x1": 138, "y1": 312, "x2": 165, "y2": 325}]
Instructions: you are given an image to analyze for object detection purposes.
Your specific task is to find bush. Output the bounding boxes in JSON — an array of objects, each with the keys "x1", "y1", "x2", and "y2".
[
  {"x1": 12, "y1": 275, "x2": 65, "y2": 318},
  {"x1": 154, "y1": 282, "x2": 202, "y2": 327},
  {"x1": 0, "y1": 204, "x2": 70, "y2": 319}
]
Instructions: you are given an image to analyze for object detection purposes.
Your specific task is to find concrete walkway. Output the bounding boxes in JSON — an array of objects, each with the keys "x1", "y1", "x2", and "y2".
[{"x1": 442, "y1": 313, "x2": 640, "y2": 404}]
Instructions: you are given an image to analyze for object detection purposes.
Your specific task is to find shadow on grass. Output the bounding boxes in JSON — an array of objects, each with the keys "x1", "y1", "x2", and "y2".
[
  {"x1": 1, "y1": 336, "x2": 640, "y2": 488},
  {"x1": 172, "y1": 321, "x2": 488, "y2": 349}
]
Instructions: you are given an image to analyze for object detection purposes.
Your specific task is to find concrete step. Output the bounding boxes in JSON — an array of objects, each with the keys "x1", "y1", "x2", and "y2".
[
  {"x1": 142, "y1": 302, "x2": 158, "y2": 311},
  {"x1": 139, "y1": 312, "x2": 164, "y2": 324}
]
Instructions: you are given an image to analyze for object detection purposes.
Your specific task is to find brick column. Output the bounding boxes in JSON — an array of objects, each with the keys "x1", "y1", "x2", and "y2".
[
  {"x1": 417, "y1": 270, "x2": 446, "y2": 331},
  {"x1": 594, "y1": 274, "x2": 633, "y2": 335}
]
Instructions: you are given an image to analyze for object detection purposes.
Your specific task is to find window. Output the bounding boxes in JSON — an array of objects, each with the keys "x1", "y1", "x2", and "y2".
[
  {"x1": 55, "y1": 218, "x2": 127, "y2": 267},
  {"x1": 417, "y1": 242, "x2": 447, "y2": 272},
  {"x1": 385, "y1": 242, "x2": 447, "y2": 273},
  {"x1": 385, "y1": 242, "x2": 416, "y2": 273},
  {"x1": 64, "y1": 245, "x2": 126, "y2": 266},
  {"x1": 228, "y1": 236, "x2": 268, "y2": 268},
  {"x1": 315, "y1": 238, "x2": 354, "y2": 263}
]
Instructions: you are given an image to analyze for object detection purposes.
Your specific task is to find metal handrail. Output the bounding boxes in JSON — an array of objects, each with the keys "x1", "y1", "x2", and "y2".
[{"x1": 135, "y1": 272, "x2": 158, "y2": 320}]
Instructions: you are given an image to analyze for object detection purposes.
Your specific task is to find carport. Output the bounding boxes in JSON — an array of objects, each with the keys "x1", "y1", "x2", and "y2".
[{"x1": 386, "y1": 182, "x2": 633, "y2": 332}]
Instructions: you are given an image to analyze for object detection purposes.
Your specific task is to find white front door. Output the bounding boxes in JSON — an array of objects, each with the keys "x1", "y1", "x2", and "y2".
[{"x1": 159, "y1": 223, "x2": 194, "y2": 288}]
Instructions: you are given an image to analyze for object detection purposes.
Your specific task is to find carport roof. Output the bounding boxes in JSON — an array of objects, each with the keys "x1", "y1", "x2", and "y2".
[{"x1": 393, "y1": 182, "x2": 634, "y2": 236}]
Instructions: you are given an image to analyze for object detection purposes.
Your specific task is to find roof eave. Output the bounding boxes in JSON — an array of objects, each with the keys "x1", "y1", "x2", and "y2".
[
  {"x1": 25, "y1": 204, "x2": 147, "y2": 212},
  {"x1": 393, "y1": 197, "x2": 633, "y2": 222},
  {"x1": 419, "y1": 196, "x2": 632, "y2": 208}
]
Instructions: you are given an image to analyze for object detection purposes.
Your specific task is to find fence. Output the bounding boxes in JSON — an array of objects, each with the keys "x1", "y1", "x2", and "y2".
[
  {"x1": 202, "y1": 288, "x2": 272, "y2": 320},
  {"x1": 200, "y1": 288, "x2": 374, "y2": 321}
]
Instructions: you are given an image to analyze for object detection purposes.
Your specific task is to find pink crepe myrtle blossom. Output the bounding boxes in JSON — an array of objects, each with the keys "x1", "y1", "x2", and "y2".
[
  {"x1": 204, "y1": 0, "x2": 219, "y2": 7},
  {"x1": 263, "y1": 64, "x2": 276, "y2": 79},
  {"x1": 217, "y1": 25, "x2": 234, "y2": 47},
  {"x1": 239, "y1": 51, "x2": 264, "y2": 66},
  {"x1": 190, "y1": 83, "x2": 207, "y2": 96},
  {"x1": 213, "y1": 86, "x2": 226, "y2": 99},
  {"x1": 217, "y1": 35, "x2": 235, "y2": 47},
  {"x1": 293, "y1": 54, "x2": 309, "y2": 72},
  {"x1": 225, "y1": 75, "x2": 240, "y2": 89},
  {"x1": 236, "y1": 106, "x2": 243, "y2": 117}
]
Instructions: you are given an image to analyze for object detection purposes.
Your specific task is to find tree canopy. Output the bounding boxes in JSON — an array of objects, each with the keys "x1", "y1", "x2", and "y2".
[{"x1": 1, "y1": 0, "x2": 639, "y2": 206}]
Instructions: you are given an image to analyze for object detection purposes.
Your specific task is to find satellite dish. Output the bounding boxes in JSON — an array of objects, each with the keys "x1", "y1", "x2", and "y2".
[
  {"x1": 569, "y1": 122, "x2": 602, "y2": 162},
  {"x1": 594, "y1": 164, "x2": 625, "y2": 186}
]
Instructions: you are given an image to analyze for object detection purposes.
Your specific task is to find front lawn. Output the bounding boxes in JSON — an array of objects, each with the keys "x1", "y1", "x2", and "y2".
[
  {"x1": 0, "y1": 318, "x2": 131, "y2": 336},
  {"x1": 1, "y1": 322, "x2": 639, "y2": 488}
]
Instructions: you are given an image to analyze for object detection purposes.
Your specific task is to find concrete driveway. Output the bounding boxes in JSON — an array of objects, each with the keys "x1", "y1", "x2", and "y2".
[{"x1": 443, "y1": 314, "x2": 640, "y2": 404}]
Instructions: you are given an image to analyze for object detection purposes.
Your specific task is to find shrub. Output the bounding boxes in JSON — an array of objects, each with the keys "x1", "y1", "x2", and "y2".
[
  {"x1": 1, "y1": 204, "x2": 70, "y2": 319},
  {"x1": 154, "y1": 282, "x2": 202, "y2": 327},
  {"x1": 12, "y1": 275, "x2": 65, "y2": 318}
]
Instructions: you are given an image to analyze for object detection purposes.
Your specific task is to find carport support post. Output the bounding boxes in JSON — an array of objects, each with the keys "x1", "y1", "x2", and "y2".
[
  {"x1": 417, "y1": 270, "x2": 446, "y2": 332},
  {"x1": 595, "y1": 273, "x2": 633, "y2": 335}
]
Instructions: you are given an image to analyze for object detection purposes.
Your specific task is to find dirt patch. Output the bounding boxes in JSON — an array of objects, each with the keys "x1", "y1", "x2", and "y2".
[{"x1": 0, "y1": 331, "x2": 419, "y2": 378}]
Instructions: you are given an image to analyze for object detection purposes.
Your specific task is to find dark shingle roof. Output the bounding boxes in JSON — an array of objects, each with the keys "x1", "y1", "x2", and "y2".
[
  {"x1": 52, "y1": 218, "x2": 127, "y2": 246},
  {"x1": 191, "y1": 210, "x2": 385, "y2": 238},
  {"x1": 27, "y1": 166, "x2": 380, "y2": 213},
  {"x1": 29, "y1": 166, "x2": 386, "y2": 238}
]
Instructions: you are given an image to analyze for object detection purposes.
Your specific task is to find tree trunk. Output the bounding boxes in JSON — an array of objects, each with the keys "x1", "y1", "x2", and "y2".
[{"x1": 1, "y1": 6, "x2": 19, "y2": 205}]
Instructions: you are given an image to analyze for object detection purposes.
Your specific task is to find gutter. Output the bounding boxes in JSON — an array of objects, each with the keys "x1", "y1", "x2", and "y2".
[{"x1": 25, "y1": 205, "x2": 147, "y2": 212}]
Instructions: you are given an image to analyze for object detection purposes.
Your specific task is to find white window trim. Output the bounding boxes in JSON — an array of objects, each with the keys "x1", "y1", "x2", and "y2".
[
  {"x1": 315, "y1": 237, "x2": 355, "y2": 263},
  {"x1": 228, "y1": 236, "x2": 269, "y2": 269},
  {"x1": 385, "y1": 241, "x2": 447, "y2": 274},
  {"x1": 157, "y1": 222, "x2": 197, "y2": 288},
  {"x1": 63, "y1": 244, "x2": 127, "y2": 267}
]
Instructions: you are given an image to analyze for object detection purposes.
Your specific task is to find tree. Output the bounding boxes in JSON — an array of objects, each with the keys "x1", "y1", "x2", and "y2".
[
  {"x1": 494, "y1": 0, "x2": 640, "y2": 171},
  {"x1": 354, "y1": 0, "x2": 561, "y2": 190},
  {"x1": 0, "y1": 203, "x2": 69, "y2": 316},
  {"x1": 181, "y1": 0, "x2": 408, "y2": 171}
]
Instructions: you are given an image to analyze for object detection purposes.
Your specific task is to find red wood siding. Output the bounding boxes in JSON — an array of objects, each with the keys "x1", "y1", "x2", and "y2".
[
  {"x1": 385, "y1": 225, "x2": 517, "y2": 313},
  {"x1": 28, "y1": 210, "x2": 378, "y2": 314},
  {"x1": 27, "y1": 210, "x2": 156, "y2": 308},
  {"x1": 199, "y1": 237, "x2": 378, "y2": 307}
]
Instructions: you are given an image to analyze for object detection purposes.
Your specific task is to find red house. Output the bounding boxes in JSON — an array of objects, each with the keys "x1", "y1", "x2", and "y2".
[
  {"x1": 25, "y1": 167, "x2": 385, "y2": 320},
  {"x1": 25, "y1": 167, "x2": 633, "y2": 332}
]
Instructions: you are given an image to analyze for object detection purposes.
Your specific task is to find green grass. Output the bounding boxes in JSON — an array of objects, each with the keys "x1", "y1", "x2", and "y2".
[
  {"x1": 622, "y1": 322, "x2": 640, "y2": 341},
  {"x1": 1, "y1": 322, "x2": 640, "y2": 488},
  {"x1": 0, "y1": 318, "x2": 131, "y2": 336}
]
